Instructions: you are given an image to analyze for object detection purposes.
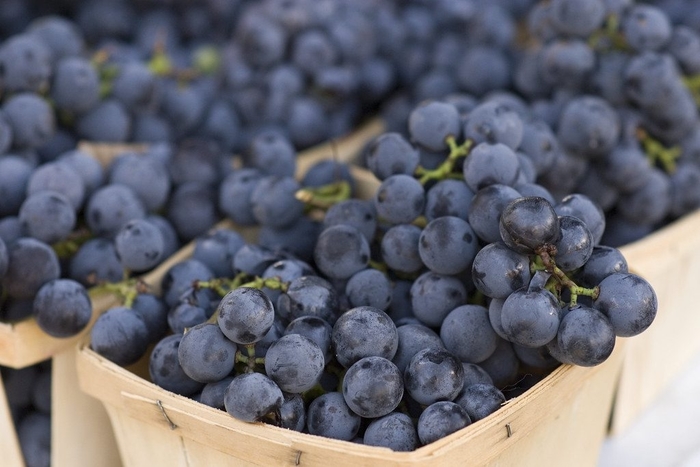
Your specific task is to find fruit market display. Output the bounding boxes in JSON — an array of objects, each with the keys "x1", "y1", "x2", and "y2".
[{"x1": 1, "y1": 0, "x2": 699, "y2": 464}]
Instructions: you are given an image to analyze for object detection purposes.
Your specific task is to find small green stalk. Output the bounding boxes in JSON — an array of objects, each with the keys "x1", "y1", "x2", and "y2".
[
  {"x1": 296, "y1": 180, "x2": 352, "y2": 210},
  {"x1": 52, "y1": 228, "x2": 94, "y2": 259},
  {"x1": 414, "y1": 136, "x2": 472, "y2": 185},
  {"x1": 636, "y1": 127, "x2": 681, "y2": 174},
  {"x1": 202, "y1": 275, "x2": 290, "y2": 325},
  {"x1": 588, "y1": 14, "x2": 628, "y2": 51},
  {"x1": 535, "y1": 246, "x2": 599, "y2": 308},
  {"x1": 90, "y1": 278, "x2": 148, "y2": 308}
]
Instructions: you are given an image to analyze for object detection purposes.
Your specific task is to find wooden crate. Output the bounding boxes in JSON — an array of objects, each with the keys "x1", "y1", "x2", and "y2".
[{"x1": 612, "y1": 209, "x2": 700, "y2": 434}]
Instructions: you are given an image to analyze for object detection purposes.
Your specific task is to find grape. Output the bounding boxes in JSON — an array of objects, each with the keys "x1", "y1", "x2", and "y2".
[
  {"x1": 2, "y1": 93, "x2": 55, "y2": 149},
  {"x1": 552, "y1": 305, "x2": 616, "y2": 366},
  {"x1": 454, "y1": 383, "x2": 505, "y2": 422},
  {"x1": 161, "y1": 259, "x2": 214, "y2": 308},
  {"x1": 364, "y1": 412, "x2": 418, "y2": 452},
  {"x1": 306, "y1": 392, "x2": 361, "y2": 441},
  {"x1": 313, "y1": 225, "x2": 370, "y2": 280},
  {"x1": 365, "y1": 132, "x2": 420, "y2": 181},
  {"x1": 278, "y1": 393, "x2": 305, "y2": 432},
  {"x1": 249, "y1": 130, "x2": 296, "y2": 178},
  {"x1": 57, "y1": 150, "x2": 105, "y2": 197},
  {"x1": 51, "y1": 57, "x2": 100, "y2": 114},
  {"x1": 86, "y1": 184, "x2": 146, "y2": 238},
  {"x1": 404, "y1": 348, "x2": 465, "y2": 405},
  {"x1": 381, "y1": 224, "x2": 424, "y2": 274},
  {"x1": 472, "y1": 242, "x2": 532, "y2": 299},
  {"x1": 27, "y1": 15, "x2": 84, "y2": 62},
  {"x1": 265, "y1": 334, "x2": 325, "y2": 393},
  {"x1": 0, "y1": 156, "x2": 33, "y2": 217},
  {"x1": 555, "y1": 194, "x2": 606, "y2": 246},
  {"x1": 392, "y1": 323, "x2": 445, "y2": 373},
  {"x1": 500, "y1": 285, "x2": 561, "y2": 348},
  {"x1": 301, "y1": 160, "x2": 355, "y2": 192},
  {"x1": 418, "y1": 216, "x2": 479, "y2": 275},
  {"x1": 424, "y1": 179, "x2": 474, "y2": 221},
  {"x1": 160, "y1": 85, "x2": 205, "y2": 137},
  {"x1": 539, "y1": 40, "x2": 596, "y2": 90},
  {"x1": 417, "y1": 401, "x2": 471, "y2": 445},
  {"x1": 91, "y1": 307, "x2": 149, "y2": 366},
  {"x1": 178, "y1": 323, "x2": 238, "y2": 383},
  {"x1": 374, "y1": 174, "x2": 425, "y2": 225},
  {"x1": 557, "y1": 96, "x2": 620, "y2": 160},
  {"x1": 277, "y1": 275, "x2": 338, "y2": 323},
  {"x1": 462, "y1": 363, "x2": 494, "y2": 387},
  {"x1": 200, "y1": 101, "x2": 241, "y2": 152},
  {"x1": 440, "y1": 305, "x2": 499, "y2": 364},
  {"x1": 224, "y1": 372, "x2": 283, "y2": 423},
  {"x1": 554, "y1": 216, "x2": 594, "y2": 271},
  {"x1": 518, "y1": 120, "x2": 559, "y2": 175},
  {"x1": 463, "y1": 101, "x2": 524, "y2": 150},
  {"x1": 166, "y1": 182, "x2": 219, "y2": 242},
  {"x1": 27, "y1": 161, "x2": 85, "y2": 210},
  {"x1": 193, "y1": 229, "x2": 246, "y2": 278},
  {"x1": 2, "y1": 238, "x2": 60, "y2": 300},
  {"x1": 410, "y1": 271, "x2": 467, "y2": 328},
  {"x1": 17, "y1": 412, "x2": 51, "y2": 467},
  {"x1": 33, "y1": 279, "x2": 91, "y2": 338},
  {"x1": 131, "y1": 293, "x2": 168, "y2": 343},
  {"x1": 76, "y1": 99, "x2": 131, "y2": 143},
  {"x1": 0, "y1": 237, "x2": 8, "y2": 278},
  {"x1": 323, "y1": 199, "x2": 377, "y2": 243},
  {"x1": 114, "y1": 219, "x2": 165, "y2": 272},
  {"x1": 342, "y1": 356, "x2": 403, "y2": 418},
  {"x1": 284, "y1": 316, "x2": 333, "y2": 364},
  {"x1": 150, "y1": 334, "x2": 205, "y2": 396},
  {"x1": 110, "y1": 62, "x2": 159, "y2": 113},
  {"x1": 168, "y1": 303, "x2": 208, "y2": 336},
  {"x1": 0, "y1": 34, "x2": 51, "y2": 93},
  {"x1": 200, "y1": 377, "x2": 235, "y2": 411},
  {"x1": 594, "y1": 273, "x2": 657, "y2": 337},
  {"x1": 408, "y1": 101, "x2": 461, "y2": 152},
  {"x1": 456, "y1": 46, "x2": 510, "y2": 97},
  {"x1": 251, "y1": 176, "x2": 305, "y2": 228},
  {"x1": 168, "y1": 140, "x2": 222, "y2": 186},
  {"x1": 19, "y1": 191, "x2": 76, "y2": 244},
  {"x1": 260, "y1": 259, "x2": 314, "y2": 304},
  {"x1": 616, "y1": 168, "x2": 671, "y2": 226},
  {"x1": 217, "y1": 287, "x2": 275, "y2": 345},
  {"x1": 468, "y1": 184, "x2": 521, "y2": 244},
  {"x1": 622, "y1": 5, "x2": 672, "y2": 52},
  {"x1": 599, "y1": 145, "x2": 653, "y2": 194},
  {"x1": 332, "y1": 306, "x2": 398, "y2": 368},
  {"x1": 109, "y1": 153, "x2": 171, "y2": 212},
  {"x1": 233, "y1": 244, "x2": 278, "y2": 277},
  {"x1": 67, "y1": 239, "x2": 122, "y2": 286},
  {"x1": 500, "y1": 197, "x2": 560, "y2": 253},
  {"x1": 287, "y1": 97, "x2": 329, "y2": 148},
  {"x1": 345, "y1": 269, "x2": 392, "y2": 311},
  {"x1": 259, "y1": 216, "x2": 321, "y2": 263}
]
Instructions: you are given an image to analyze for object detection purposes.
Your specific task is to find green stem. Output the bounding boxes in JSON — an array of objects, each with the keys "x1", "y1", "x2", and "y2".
[
  {"x1": 246, "y1": 344, "x2": 256, "y2": 373},
  {"x1": 637, "y1": 127, "x2": 681, "y2": 174},
  {"x1": 535, "y1": 247, "x2": 599, "y2": 307},
  {"x1": 368, "y1": 259, "x2": 388, "y2": 274},
  {"x1": 414, "y1": 137, "x2": 472, "y2": 185},
  {"x1": 588, "y1": 14, "x2": 627, "y2": 51},
  {"x1": 52, "y1": 228, "x2": 94, "y2": 259},
  {"x1": 90, "y1": 279, "x2": 148, "y2": 308},
  {"x1": 296, "y1": 180, "x2": 352, "y2": 210}
]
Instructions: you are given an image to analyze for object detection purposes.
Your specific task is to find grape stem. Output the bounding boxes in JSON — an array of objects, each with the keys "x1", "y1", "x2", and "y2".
[
  {"x1": 534, "y1": 245, "x2": 600, "y2": 307},
  {"x1": 636, "y1": 127, "x2": 680, "y2": 174},
  {"x1": 90, "y1": 278, "x2": 149, "y2": 308},
  {"x1": 414, "y1": 136, "x2": 473, "y2": 185},
  {"x1": 51, "y1": 227, "x2": 94, "y2": 259},
  {"x1": 683, "y1": 74, "x2": 700, "y2": 107},
  {"x1": 588, "y1": 14, "x2": 628, "y2": 51},
  {"x1": 295, "y1": 180, "x2": 352, "y2": 210},
  {"x1": 200, "y1": 276, "x2": 290, "y2": 325},
  {"x1": 235, "y1": 345, "x2": 264, "y2": 373}
]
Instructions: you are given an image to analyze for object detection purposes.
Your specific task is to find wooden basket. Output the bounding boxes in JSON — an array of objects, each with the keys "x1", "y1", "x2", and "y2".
[
  {"x1": 612, "y1": 209, "x2": 700, "y2": 434},
  {"x1": 76, "y1": 339, "x2": 624, "y2": 467},
  {"x1": 74, "y1": 161, "x2": 628, "y2": 466}
]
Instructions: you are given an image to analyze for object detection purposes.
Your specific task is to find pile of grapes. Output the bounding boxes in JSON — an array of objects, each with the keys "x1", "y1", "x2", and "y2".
[{"x1": 3, "y1": 0, "x2": 700, "y2": 462}]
